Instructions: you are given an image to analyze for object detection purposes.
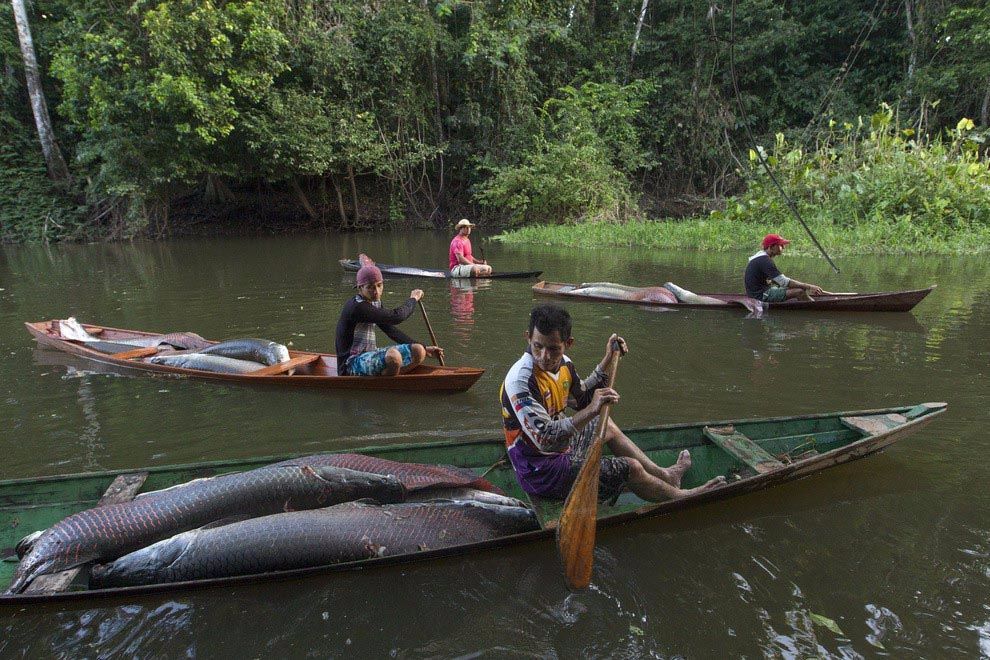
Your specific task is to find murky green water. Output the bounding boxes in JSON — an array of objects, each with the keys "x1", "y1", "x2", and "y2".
[{"x1": 0, "y1": 233, "x2": 987, "y2": 656}]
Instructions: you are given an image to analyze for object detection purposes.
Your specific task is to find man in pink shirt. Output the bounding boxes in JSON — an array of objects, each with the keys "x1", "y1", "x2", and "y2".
[{"x1": 449, "y1": 219, "x2": 493, "y2": 277}]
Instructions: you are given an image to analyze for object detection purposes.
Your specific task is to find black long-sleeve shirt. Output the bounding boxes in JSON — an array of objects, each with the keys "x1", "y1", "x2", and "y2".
[{"x1": 334, "y1": 295, "x2": 418, "y2": 374}]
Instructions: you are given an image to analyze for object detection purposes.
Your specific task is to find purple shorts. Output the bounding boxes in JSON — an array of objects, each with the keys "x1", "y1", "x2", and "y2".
[{"x1": 508, "y1": 419, "x2": 630, "y2": 500}]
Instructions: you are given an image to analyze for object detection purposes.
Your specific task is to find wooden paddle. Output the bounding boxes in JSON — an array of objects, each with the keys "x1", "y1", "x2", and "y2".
[
  {"x1": 418, "y1": 300, "x2": 446, "y2": 366},
  {"x1": 821, "y1": 291, "x2": 859, "y2": 296},
  {"x1": 556, "y1": 339, "x2": 623, "y2": 590}
]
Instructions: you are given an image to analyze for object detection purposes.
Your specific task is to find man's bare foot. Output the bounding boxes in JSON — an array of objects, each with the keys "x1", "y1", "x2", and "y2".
[
  {"x1": 673, "y1": 475, "x2": 727, "y2": 499},
  {"x1": 666, "y1": 449, "x2": 693, "y2": 487}
]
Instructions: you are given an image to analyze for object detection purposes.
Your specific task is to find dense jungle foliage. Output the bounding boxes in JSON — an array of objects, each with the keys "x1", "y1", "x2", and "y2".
[{"x1": 1, "y1": 0, "x2": 988, "y2": 243}]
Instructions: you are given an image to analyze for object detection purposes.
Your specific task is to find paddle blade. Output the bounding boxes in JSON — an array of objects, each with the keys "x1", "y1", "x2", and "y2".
[
  {"x1": 555, "y1": 340, "x2": 622, "y2": 590},
  {"x1": 556, "y1": 440, "x2": 605, "y2": 590}
]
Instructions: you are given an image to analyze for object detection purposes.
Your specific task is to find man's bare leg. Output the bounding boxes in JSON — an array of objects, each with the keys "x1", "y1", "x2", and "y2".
[
  {"x1": 785, "y1": 286, "x2": 813, "y2": 301},
  {"x1": 603, "y1": 419, "x2": 693, "y2": 487},
  {"x1": 397, "y1": 344, "x2": 426, "y2": 374},
  {"x1": 624, "y1": 460, "x2": 725, "y2": 501},
  {"x1": 472, "y1": 264, "x2": 493, "y2": 276},
  {"x1": 382, "y1": 348, "x2": 403, "y2": 376}
]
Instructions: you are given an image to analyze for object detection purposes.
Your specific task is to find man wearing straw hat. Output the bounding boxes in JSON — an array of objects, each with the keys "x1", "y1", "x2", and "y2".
[
  {"x1": 449, "y1": 219, "x2": 493, "y2": 278},
  {"x1": 334, "y1": 263, "x2": 444, "y2": 376}
]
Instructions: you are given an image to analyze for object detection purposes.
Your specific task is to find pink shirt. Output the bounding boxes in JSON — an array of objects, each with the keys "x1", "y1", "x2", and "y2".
[{"x1": 449, "y1": 234, "x2": 473, "y2": 270}]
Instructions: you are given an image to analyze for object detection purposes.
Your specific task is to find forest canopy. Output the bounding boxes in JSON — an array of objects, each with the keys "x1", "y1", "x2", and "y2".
[{"x1": 1, "y1": 0, "x2": 988, "y2": 242}]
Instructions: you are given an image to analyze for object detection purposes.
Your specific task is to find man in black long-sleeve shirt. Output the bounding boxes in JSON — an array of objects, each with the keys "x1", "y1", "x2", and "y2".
[{"x1": 335, "y1": 264, "x2": 444, "y2": 376}]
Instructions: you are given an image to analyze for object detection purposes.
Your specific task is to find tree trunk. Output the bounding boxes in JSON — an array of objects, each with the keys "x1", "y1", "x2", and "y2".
[
  {"x1": 421, "y1": 0, "x2": 444, "y2": 141},
  {"x1": 982, "y1": 78, "x2": 990, "y2": 128},
  {"x1": 347, "y1": 164, "x2": 361, "y2": 226},
  {"x1": 904, "y1": 0, "x2": 917, "y2": 102},
  {"x1": 290, "y1": 177, "x2": 318, "y2": 222},
  {"x1": 10, "y1": 0, "x2": 70, "y2": 181},
  {"x1": 630, "y1": 0, "x2": 650, "y2": 67},
  {"x1": 329, "y1": 173, "x2": 348, "y2": 228}
]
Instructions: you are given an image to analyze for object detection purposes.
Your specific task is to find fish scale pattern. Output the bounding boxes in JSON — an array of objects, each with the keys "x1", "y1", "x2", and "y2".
[
  {"x1": 91, "y1": 501, "x2": 540, "y2": 587},
  {"x1": 6, "y1": 465, "x2": 404, "y2": 593},
  {"x1": 274, "y1": 453, "x2": 500, "y2": 493}
]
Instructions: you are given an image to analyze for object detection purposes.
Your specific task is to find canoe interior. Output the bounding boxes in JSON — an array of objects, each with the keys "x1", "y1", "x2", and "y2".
[
  {"x1": 532, "y1": 281, "x2": 935, "y2": 312},
  {"x1": 339, "y1": 259, "x2": 542, "y2": 280},
  {"x1": 25, "y1": 321, "x2": 484, "y2": 392},
  {"x1": 0, "y1": 403, "x2": 944, "y2": 601}
]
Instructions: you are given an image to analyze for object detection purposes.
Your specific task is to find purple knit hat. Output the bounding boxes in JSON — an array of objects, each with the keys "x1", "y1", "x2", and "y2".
[{"x1": 356, "y1": 264, "x2": 383, "y2": 286}]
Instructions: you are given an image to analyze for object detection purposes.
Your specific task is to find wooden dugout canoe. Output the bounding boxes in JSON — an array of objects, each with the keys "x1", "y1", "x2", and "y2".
[
  {"x1": 340, "y1": 259, "x2": 543, "y2": 280},
  {"x1": 25, "y1": 321, "x2": 484, "y2": 393},
  {"x1": 0, "y1": 401, "x2": 945, "y2": 604},
  {"x1": 533, "y1": 281, "x2": 936, "y2": 312}
]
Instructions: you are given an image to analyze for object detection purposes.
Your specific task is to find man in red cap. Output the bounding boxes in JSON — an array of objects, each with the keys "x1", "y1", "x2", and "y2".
[
  {"x1": 334, "y1": 263, "x2": 443, "y2": 376},
  {"x1": 744, "y1": 234, "x2": 824, "y2": 303}
]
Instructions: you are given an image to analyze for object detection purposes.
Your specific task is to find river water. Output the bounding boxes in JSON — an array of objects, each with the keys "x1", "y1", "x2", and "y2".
[{"x1": 0, "y1": 233, "x2": 986, "y2": 656}]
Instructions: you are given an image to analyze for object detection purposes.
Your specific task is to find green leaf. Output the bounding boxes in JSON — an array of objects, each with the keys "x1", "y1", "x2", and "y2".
[
  {"x1": 810, "y1": 612, "x2": 844, "y2": 636},
  {"x1": 629, "y1": 624, "x2": 644, "y2": 636}
]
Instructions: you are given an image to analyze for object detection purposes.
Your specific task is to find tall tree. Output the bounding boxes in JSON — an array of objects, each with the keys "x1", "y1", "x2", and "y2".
[{"x1": 9, "y1": 0, "x2": 69, "y2": 181}]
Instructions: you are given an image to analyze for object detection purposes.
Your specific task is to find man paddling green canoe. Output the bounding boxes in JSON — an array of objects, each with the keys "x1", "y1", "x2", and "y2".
[{"x1": 499, "y1": 304, "x2": 725, "y2": 501}]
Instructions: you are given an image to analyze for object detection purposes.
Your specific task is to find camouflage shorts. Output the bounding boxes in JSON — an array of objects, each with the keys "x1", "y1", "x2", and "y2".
[{"x1": 566, "y1": 418, "x2": 631, "y2": 501}]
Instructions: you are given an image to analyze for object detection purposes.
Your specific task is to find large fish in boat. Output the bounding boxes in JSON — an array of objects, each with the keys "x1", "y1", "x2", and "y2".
[
  {"x1": 13, "y1": 455, "x2": 495, "y2": 564},
  {"x1": 145, "y1": 353, "x2": 265, "y2": 374},
  {"x1": 661, "y1": 282, "x2": 724, "y2": 305},
  {"x1": 272, "y1": 453, "x2": 500, "y2": 493},
  {"x1": 198, "y1": 338, "x2": 289, "y2": 366},
  {"x1": 572, "y1": 282, "x2": 678, "y2": 304},
  {"x1": 57, "y1": 317, "x2": 210, "y2": 350},
  {"x1": 405, "y1": 488, "x2": 527, "y2": 508},
  {"x1": 90, "y1": 500, "x2": 540, "y2": 587},
  {"x1": 6, "y1": 466, "x2": 405, "y2": 594}
]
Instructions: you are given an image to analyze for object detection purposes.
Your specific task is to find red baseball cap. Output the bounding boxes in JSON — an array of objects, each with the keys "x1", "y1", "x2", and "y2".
[{"x1": 762, "y1": 233, "x2": 791, "y2": 250}]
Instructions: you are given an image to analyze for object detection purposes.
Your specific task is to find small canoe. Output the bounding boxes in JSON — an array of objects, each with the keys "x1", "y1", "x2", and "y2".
[
  {"x1": 0, "y1": 402, "x2": 945, "y2": 604},
  {"x1": 339, "y1": 259, "x2": 542, "y2": 280},
  {"x1": 533, "y1": 281, "x2": 935, "y2": 312},
  {"x1": 25, "y1": 321, "x2": 484, "y2": 393}
]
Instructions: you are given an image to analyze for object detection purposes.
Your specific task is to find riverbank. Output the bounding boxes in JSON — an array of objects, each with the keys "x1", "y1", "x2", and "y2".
[{"x1": 494, "y1": 217, "x2": 990, "y2": 255}]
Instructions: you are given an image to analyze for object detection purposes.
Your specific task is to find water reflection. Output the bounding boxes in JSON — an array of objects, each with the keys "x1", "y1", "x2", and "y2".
[
  {"x1": 449, "y1": 278, "x2": 476, "y2": 327},
  {"x1": 75, "y1": 377, "x2": 104, "y2": 470},
  {"x1": 449, "y1": 278, "x2": 493, "y2": 340}
]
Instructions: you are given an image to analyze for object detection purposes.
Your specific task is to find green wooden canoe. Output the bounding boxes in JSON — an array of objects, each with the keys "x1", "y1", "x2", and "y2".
[{"x1": 0, "y1": 402, "x2": 945, "y2": 605}]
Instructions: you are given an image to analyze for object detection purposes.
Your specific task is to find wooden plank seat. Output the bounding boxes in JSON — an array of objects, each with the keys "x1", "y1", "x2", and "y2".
[
  {"x1": 703, "y1": 425, "x2": 784, "y2": 475},
  {"x1": 248, "y1": 354, "x2": 320, "y2": 376},
  {"x1": 904, "y1": 402, "x2": 947, "y2": 420},
  {"x1": 25, "y1": 472, "x2": 148, "y2": 594},
  {"x1": 110, "y1": 346, "x2": 160, "y2": 360},
  {"x1": 840, "y1": 413, "x2": 908, "y2": 436}
]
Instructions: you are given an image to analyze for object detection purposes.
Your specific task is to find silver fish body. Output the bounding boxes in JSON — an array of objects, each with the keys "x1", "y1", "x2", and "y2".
[
  {"x1": 198, "y1": 338, "x2": 289, "y2": 366},
  {"x1": 145, "y1": 354, "x2": 265, "y2": 374},
  {"x1": 91, "y1": 501, "x2": 540, "y2": 587},
  {"x1": 7, "y1": 466, "x2": 405, "y2": 593}
]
